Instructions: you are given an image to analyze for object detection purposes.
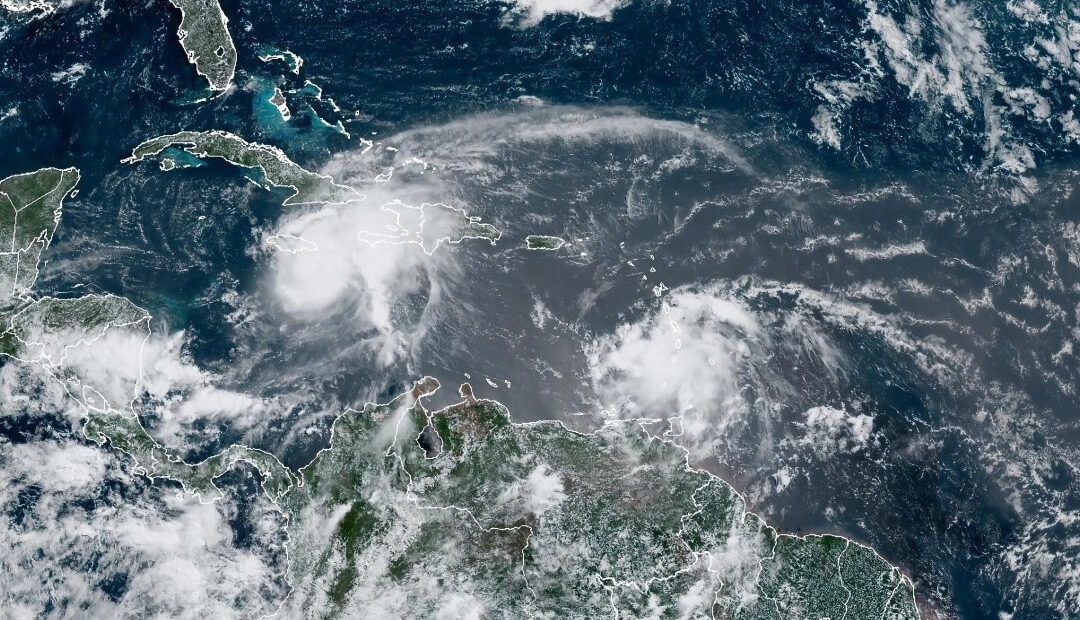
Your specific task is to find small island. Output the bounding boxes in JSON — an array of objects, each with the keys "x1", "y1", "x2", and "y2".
[
  {"x1": 525, "y1": 234, "x2": 568, "y2": 250},
  {"x1": 257, "y1": 45, "x2": 304, "y2": 75}
]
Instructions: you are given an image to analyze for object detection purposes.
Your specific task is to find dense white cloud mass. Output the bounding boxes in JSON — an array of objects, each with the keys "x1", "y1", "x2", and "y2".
[
  {"x1": 502, "y1": 0, "x2": 631, "y2": 27},
  {"x1": 586, "y1": 291, "x2": 761, "y2": 436},
  {"x1": 263, "y1": 162, "x2": 499, "y2": 366},
  {"x1": 269, "y1": 196, "x2": 446, "y2": 323},
  {"x1": 0, "y1": 421, "x2": 287, "y2": 617},
  {"x1": 585, "y1": 282, "x2": 869, "y2": 459},
  {"x1": 2, "y1": 343, "x2": 285, "y2": 615},
  {"x1": 0, "y1": 356, "x2": 70, "y2": 418},
  {"x1": 8, "y1": 301, "x2": 269, "y2": 450},
  {"x1": 10, "y1": 318, "x2": 146, "y2": 412},
  {"x1": 133, "y1": 331, "x2": 269, "y2": 447},
  {"x1": 495, "y1": 463, "x2": 567, "y2": 519}
]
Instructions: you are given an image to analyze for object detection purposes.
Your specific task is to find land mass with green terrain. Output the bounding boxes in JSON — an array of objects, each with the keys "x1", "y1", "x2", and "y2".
[
  {"x1": 279, "y1": 379, "x2": 919, "y2": 618},
  {"x1": 167, "y1": 0, "x2": 237, "y2": 93},
  {"x1": 124, "y1": 130, "x2": 365, "y2": 205},
  {"x1": 525, "y1": 234, "x2": 568, "y2": 250},
  {"x1": 0, "y1": 167, "x2": 78, "y2": 308},
  {"x1": 128, "y1": 131, "x2": 501, "y2": 252}
]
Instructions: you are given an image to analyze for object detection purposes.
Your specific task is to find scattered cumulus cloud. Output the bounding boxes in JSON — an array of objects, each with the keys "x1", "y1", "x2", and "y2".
[
  {"x1": 792, "y1": 405, "x2": 877, "y2": 459},
  {"x1": 50, "y1": 62, "x2": 89, "y2": 84}
]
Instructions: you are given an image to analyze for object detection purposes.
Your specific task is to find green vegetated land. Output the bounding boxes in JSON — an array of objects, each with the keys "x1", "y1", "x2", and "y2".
[
  {"x1": 525, "y1": 235, "x2": 567, "y2": 250},
  {"x1": 0, "y1": 167, "x2": 79, "y2": 307},
  {"x1": 124, "y1": 130, "x2": 364, "y2": 205},
  {"x1": 168, "y1": 0, "x2": 237, "y2": 92},
  {"x1": 280, "y1": 380, "x2": 919, "y2": 618}
]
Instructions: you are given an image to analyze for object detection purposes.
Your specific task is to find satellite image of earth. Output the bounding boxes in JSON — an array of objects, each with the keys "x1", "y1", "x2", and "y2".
[{"x1": 2, "y1": 0, "x2": 1080, "y2": 617}]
